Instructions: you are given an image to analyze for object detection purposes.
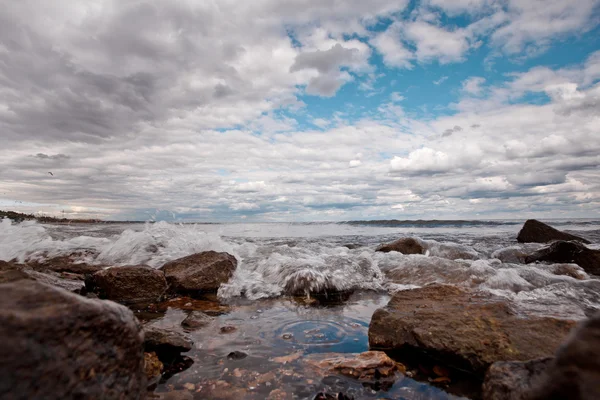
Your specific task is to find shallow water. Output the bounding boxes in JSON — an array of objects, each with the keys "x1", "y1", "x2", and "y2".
[
  {"x1": 2, "y1": 218, "x2": 599, "y2": 399},
  {"x1": 143, "y1": 292, "x2": 469, "y2": 399}
]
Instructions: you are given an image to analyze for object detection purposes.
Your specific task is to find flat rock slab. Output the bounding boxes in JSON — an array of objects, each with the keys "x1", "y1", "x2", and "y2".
[
  {"x1": 160, "y1": 251, "x2": 237, "y2": 294},
  {"x1": 517, "y1": 219, "x2": 590, "y2": 244},
  {"x1": 306, "y1": 351, "x2": 402, "y2": 381},
  {"x1": 143, "y1": 325, "x2": 193, "y2": 353},
  {"x1": 0, "y1": 280, "x2": 145, "y2": 400},
  {"x1": 368, "y1": 285, "x2": 576, "y2": 375}
]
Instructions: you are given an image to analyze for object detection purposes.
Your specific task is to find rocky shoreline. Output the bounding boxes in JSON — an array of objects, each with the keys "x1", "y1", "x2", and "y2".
[{"x1": 1, "y1": 219, "x2": 599, "y2": 399}]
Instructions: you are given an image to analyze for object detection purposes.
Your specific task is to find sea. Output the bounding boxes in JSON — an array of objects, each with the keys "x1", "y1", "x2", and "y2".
[{"x1": 1, "y1": 218, "x2": 599, "y2": 399}]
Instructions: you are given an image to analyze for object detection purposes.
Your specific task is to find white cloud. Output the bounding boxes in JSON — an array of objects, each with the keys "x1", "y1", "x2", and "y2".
[
  {"x1": 462, "y1": 77, "x2": 486, "y2": 95},
  {"x1": 370, "y1": 23, "x2": 414, "y2": 69}
]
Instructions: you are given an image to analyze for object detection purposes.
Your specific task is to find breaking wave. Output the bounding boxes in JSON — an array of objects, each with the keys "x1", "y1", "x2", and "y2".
[{"x1": 1, "y1": 217, "x2": 599, "y2": 318}]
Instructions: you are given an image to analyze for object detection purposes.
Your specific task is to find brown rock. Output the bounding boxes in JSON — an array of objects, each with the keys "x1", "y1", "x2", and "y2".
[
  {"x1": 144, "y1": 351, "x2": 164, "y2": 383},
  {"x1": 0, "y1": 280, "x2": 145, "y2": 399},
  {"x1": 483, "y1": 358, "x2": 552, "y2": 400},
  {"x1": 161, "y1": 251, "x2": 237, "y2": 294},
  {"x1": 26, "y1": 252, "x2": 103, "y2": 275},
  {"x1": 306, "y1": 351, "x2": 401, "y2": 381},
  {"x1": 527, "y1": 312, "x2": 600, "y2": 400},
  {"x1": 85, "y1": 265, "x2": 167, "y2": 307},
  {"x1": 376, "y1": 237, "x2": 425, "y2": 254},
  {"x1": 517, "y1": 219, "x2": 590, "y2": 244},
  {"x1": 525, "y1": 241, "x2": 600, "y2": 276},
  {"x1": 0, "y1": 261, "x2": 32, "y2": 283},
  {"x1": 368, "y1": 285, "x2": 575, "y2": 375}
]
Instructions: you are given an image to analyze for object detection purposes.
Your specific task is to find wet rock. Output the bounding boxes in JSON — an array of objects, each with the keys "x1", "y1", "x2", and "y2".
[
  {"x1": 144, "y1": 351, "x2": 164, "y2": 384},
  {"x1": 376, "y1": 237, "x2": 424, "y2": 254},
  {"x1": 0, "y1": 260, "x2": 32, "y2": 283},
  {"x1": 26, "y1": 252, "x2": 104, "y2": 275},
  {"x1": 307, "y1": 351, "x2": 402, "y2": 382},
  {"x1": 526, "y1": 311, "x2": 600, "y2": 400},
  {"x1": 0, "y1": 260, "x2": 84, "y2": 292},
  {"x1": 482, "y1": 358, "x2": 552, "y2": 400},
  {"x1": 155, "y1": 390, "x2": 194, "y2": 400},
  {"x1": 517, "y1": 219, "x2": 590, "y2": 244},
  {"x1": 181, "y1": 310, "x2": 214, "y2": 329},
  {"x1": 314, "y1": 392, "x2": 354, "y2": 400},
  {"x1": 227, "y1": 351, "x2": 248, "y2": 360},
  {"x1": 368, "y1": 285, "x2": 575, "y2": 375},
  {"x1": 143, "y1": 325, "x2": 193, "y2": 355},
  {"x1": 525, "y1": 240, "x2": 600, "y2": 276},
  {"x1": 0, "y1": 280, "x2": 145, "y2": 399},
  {"x1": 160, "y1": 251, "x2": 237, "y2": 294},
  {"x1": 220, "y1": 325, "x2": 237, "y2": 334},
  {"x1": 85, "y1": 265, "x2": 167, "y2": 307},
  {"x1": 26, "y1": 269, "x2": 86, "y2": 292}
]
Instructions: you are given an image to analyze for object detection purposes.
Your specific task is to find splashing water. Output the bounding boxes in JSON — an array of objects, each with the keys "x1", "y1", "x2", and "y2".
[{"x1": 1, "y1": 217, "x2": 599, "y2": 319}]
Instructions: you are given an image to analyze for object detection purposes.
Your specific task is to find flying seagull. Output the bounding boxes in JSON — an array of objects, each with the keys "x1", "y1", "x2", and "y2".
[{"x1": 48, "y1": 172, "x2": 53, "y2": 176}]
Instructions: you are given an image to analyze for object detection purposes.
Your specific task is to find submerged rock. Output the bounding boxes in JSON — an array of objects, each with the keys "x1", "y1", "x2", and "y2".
[
  {"x1": 376, "y1": 237, "x2": 424, "y2": 254},
  {"x1": 482, "y1": 358, "x2": 552, "y2": 400},
  {"x1": 525, "y1": 240, "x2": 600, "y2": 276},
  {"x1": 0, "y1": 280, "x2": 145, "y2": 399},
  {"x1": 181, "y1": 310, "x2": 214, "y2": 329},
  {"x1": 368, "y1": 285, "x2": 575, "y2": 375},
  {"x1": 517, "y1": 219, "x2": 590, "y2": 244},
  {"x1": 306, "y1": 351, "x2": 402, "y2": 382},
  {"x1": 160, "y1": 251, "x2": 237, "y2": 294},
  {"x1": 85, "y1": 265, "x2": 168, "y2": 307},
  {"x1": 227, "y1": 351, "x2": 248, "y2": 360}
]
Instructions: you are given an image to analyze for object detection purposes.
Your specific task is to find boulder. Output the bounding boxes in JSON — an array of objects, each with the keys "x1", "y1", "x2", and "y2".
[
  {"x1": 85, "y1": 265, "x2": 168, "y2": 307},
  {"x1": 368, "y1": 285, "x2": 575, "y2": 375},
  {"x1": 0, "y1": 280, "x2": 145, "y2": 400},
  {"x1": 517, "y1": 219, "x2": 590, "y2": 244},
  {"x1": 143, "y1": 325, "x2": 193, "y2": 355},
  {"x1": 0, "y1": 260, "x2": 32, "y2": 283},
  {"x1": 376, "y1": 237, "x2": 424, "y2": 254},
  {"x1": 526, "y1": 312, "x2": 600, "y2": 400},
  {"x1": 160, "y1": 251, "x2": 237, "y2": 294},
  {"x1": 306, "y1": 351, "x2": 402, "y2": 381},
  {"x1": 482, "y1": 358, "x2": 552, "y2": 400},
  {"x1": 525, "y1": 241, "x2": 600, "y2": 276},
  {"x1": 181, "y1": 310, "x2": 214, "y2": 329}
]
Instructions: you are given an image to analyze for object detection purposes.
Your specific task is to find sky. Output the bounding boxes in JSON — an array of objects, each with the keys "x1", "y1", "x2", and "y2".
[{"x1": 1, "y1": 0, "x2": 600, "y2": 222}]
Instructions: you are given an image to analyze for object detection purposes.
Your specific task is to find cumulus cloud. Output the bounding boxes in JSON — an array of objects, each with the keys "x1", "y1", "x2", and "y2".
[{"x1": 1, "y1": 0, "x2": 599, "y2": 221}]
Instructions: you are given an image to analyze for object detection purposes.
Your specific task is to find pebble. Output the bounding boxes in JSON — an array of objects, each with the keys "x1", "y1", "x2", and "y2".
[{"x1": 282, "y1": 333, "x2": 294, "y2": 340}]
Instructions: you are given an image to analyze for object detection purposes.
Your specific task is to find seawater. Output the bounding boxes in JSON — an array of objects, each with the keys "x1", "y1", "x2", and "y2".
[{"x1": 1, "y1": 218, "x2": 599, "y2": 399}]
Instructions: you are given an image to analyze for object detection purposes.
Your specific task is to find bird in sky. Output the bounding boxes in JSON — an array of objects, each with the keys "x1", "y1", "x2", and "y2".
[{"x1": 48, "y1": 172, "x2": 53, "y2": 176}]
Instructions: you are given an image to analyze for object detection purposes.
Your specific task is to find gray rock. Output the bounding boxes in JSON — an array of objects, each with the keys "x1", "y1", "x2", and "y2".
[
  {"x1": 0, "y1": 280, "x2": 145, "y2": 400},
  {"x1": 143, "y1": 325, "x2": 193, "y2": 353},
  {"x1": 527, "y1": 312, "x2": 600, "y2": 400},
  {"x1": 181, "y1": 310, "x2": 214, "y2": 329},
  {"x1": 483, "y1": 358, "x2": 552, "y2": 400}
]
